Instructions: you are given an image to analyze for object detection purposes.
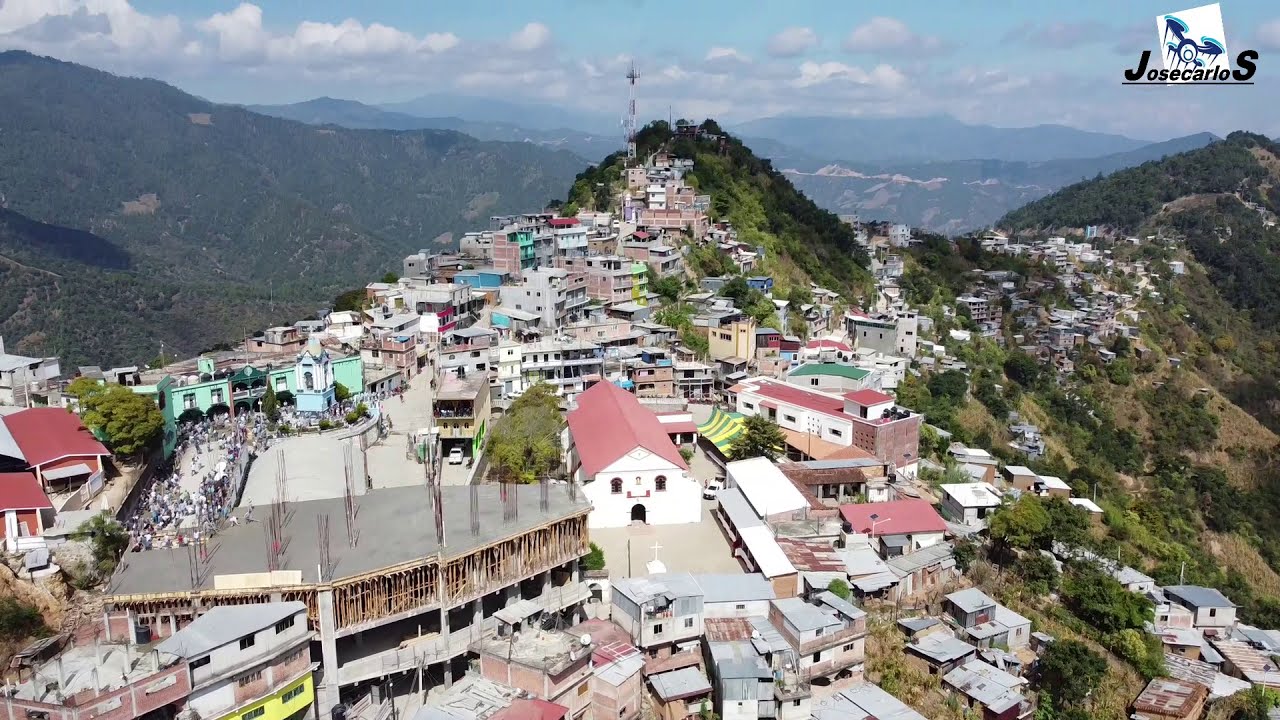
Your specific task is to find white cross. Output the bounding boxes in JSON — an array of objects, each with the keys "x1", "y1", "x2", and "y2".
[{"x1": 651, "y1": 542, "x2": 663, "y2": 563}]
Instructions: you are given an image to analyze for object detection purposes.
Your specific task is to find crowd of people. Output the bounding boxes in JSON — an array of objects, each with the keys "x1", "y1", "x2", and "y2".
[
  {"x1": 126, "y1": 413, "x2": 270, "y2": 551},
  {"x1": 126, "y1": 389, "x2": 398, "y2": 552}
]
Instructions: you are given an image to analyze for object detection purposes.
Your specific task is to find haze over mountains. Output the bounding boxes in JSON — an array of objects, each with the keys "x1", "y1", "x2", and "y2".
[{"x1": 253, "y1": 95, "x2": 1222, "y2": 233}]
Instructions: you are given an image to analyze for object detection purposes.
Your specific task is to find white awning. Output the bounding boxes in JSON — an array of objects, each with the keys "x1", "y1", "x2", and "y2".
[{"x1": 42, "y1": 463, "x2": 92, "y2": 481}]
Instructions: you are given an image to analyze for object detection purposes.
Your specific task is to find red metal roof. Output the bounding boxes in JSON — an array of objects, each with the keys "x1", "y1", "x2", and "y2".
[
  {"x1": 1, "y1": 408, "x2": 110, "y2": 467},
  {"x1": 548, "y1": 217, "x2": 580, "y2": 228},
  {"x1": 0, "y1": 473, "x2": 54, "y2": 511},
  {"x1": 567, "y1": 381, "x2": 688, "y2": 478},
  {"x1": 843, "y1": 389, "x2": 894, "y2": 406},
  {"x1": 840, "y1": 499, "x2": 946, "y2": 536},
  {"x1": 491, "y1": 699, "x2": 568, "y2": 720},
  {"x1": 744, "y1": 379, "x2": 847, "y2": 417},
  {"x1": 805, "y1": 339, "x2": 851, "y2": 351},
  {"x1": 659, "y1": 421, "x2": 698, "y2": 435}
]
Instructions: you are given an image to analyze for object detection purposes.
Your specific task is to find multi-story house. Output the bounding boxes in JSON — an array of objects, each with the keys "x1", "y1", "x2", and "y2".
[
  {"x1": 707, "y1": 320, "x2": 757, "y2": 362},
  {"x1": 495, "y1": 341, "x2": 524, "y2": 397},
  {"x1": 631, "y1": 352, "x2": 676, "y2": 397},
  {"x1": 673, "y1": 361, "x2": 714, "y2": 401},
  {"x1": 478, "y1": 627, "x2": 595, "y2": 719},
  {"x1": 402, "y1": 281, "x2": 476, "y2": 336},
  {"x1": 246, "y1": 326, "x2": 305, "y2": 355},
  {"x1": 733, "y1": 379, "x2": 921, "y2": 474},
  {"x1": 956, "y1": 293, "x2": 1003, "y2": 329},
  {"x1": 558, "y1": 255, "x2": 649, "y2": 306},
  {"x1": 612, "y1": 574, "x2": 705, "y2": 656},
  {"x1": 157, "y1": 602, "x2": 316, "y2": 720},
  {"x1": 499, "y1": 268, "x2": 590, "y2": 331},
  {"x1": 434, "y1": 372, "x2": 492, "y2": 460},
  {"x1": 550, "y1": 217, "x2": 589, "y2": 259},
  {"x1": 0, "y1": 341, "x2": 60, "y2": 407},
  {"x1": 767, "y1": 594, "x2": 867, "y2": 682},
  {"x1": 521, "y1": 339, "x2": 604, "y2": 399},
  {"x1": 847, "y1": 311, "x2": 918, "y2": 358}
]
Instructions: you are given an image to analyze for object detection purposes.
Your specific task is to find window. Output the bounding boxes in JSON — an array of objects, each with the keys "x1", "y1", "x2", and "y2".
[
  {"x1": 190, "y1": 656, "x2": 210, "y2": 670},
  {"x1": 683, "y1": 617, "x2": 694, "y2": 629},
  {"x1": 829, "y1": 428, "x2": 843, "y2": 438},
  {"x1": 239, "y1": 635, "x2": 256, "y2": 650},
  {"x1": 793, "y1": 700, "x2": 802, "y2": 707},
  {"x1": 275, "y1": 616, "x2": 295, "y2": 634},
  {"x1": 237, "y1": 670, "x2": 262, "y2": 687},
  {"x1": 183, "y1": 393, "x2": 196, "y2": 410},
  {"x1": 303, "y1": 371, "x2": 314, "y2": 390},
  {"x1": 743, "y1": 402, "x2": 755, "y2": 410},
  {"x1": 211, "y1": 389, "x2": 223, "y2": 404},
  {"x1": 652, "y1": 623, "x2": 663, "y2": 635},
  {"x1": 1209, "y1": 608, "x2": 1218, "y2": 617},
  {"x1": 611, "y1": 478, "x2": 622, "y2": 494},
  {"x1": 655, "y1": 476, "x2": 667, "y2": 492},
  {"x1": 243, "y1": 709, "x2": 265, "y2": 720},
  {"x1": 578, "y1": 684, "x2": 589, "y2": 697},
  {"x1": 735, "y1": 604, "x2": 746, "y2": 610},
  {"x1": 811, "y1": 379, "x2": 819, "y2": 386},
  {"x1": 842, "y1": 643, "x2": 856, "y2": 652},
  {"x1": 811, "y1": 651, "x2": 822, "y2": 662},
  {"x1": 814, "y1": 627, "x2": 825, "y2": 636},
  {"x1": 282, "y1": 685, "x2": 306, "y2": 703},
  {"x1": 784, "y1": 414, "x2": 796, "y2": 423}
]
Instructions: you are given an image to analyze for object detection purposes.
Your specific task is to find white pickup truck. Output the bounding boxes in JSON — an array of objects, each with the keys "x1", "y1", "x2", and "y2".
[{"x1": 702, "y1": 477, "x2": 724, "y2": 500}]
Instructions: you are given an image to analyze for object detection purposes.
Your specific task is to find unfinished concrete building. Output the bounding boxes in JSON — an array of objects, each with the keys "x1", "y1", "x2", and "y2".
[{"x1": 103, "y1": 484, "x2": 592, "y2": 711}]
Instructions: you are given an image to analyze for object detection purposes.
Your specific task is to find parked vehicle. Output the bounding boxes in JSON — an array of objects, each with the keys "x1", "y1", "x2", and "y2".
[
  {"x1": 447, "y1": 448, "x2": 465, "y2": 465},
  {"x1": 702, "y1": 478, "x2": 724, "y2": 500}
]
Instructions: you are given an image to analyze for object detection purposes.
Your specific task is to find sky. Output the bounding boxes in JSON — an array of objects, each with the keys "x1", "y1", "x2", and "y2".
[{"x1": 2, "y1": 0, "x2": 1279, "y2": 140}]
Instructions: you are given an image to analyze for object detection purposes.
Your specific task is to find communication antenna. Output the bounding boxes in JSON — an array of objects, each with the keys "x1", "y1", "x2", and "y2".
[{"x1": 625, "y1": 61, "x2": 640, "y2": 163}]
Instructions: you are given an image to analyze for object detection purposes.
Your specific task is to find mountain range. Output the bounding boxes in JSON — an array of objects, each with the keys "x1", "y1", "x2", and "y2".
[
  {"x1": 0, "y1": 51, "x2": 583, "y2": 367},
  {"x1": 250, "y1": 97, "x2": 1224, "y2": 233}
]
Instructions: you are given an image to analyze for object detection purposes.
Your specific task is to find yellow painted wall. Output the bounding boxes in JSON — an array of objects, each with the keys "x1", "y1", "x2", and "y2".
[{"x1": 216, "y1": 673, "x2": 314, "y2": 720}]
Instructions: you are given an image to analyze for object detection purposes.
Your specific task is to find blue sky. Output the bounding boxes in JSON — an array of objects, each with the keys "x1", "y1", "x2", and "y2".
[{"x1": 3, "y1": 0, "x2": 1279, "y2": 139}]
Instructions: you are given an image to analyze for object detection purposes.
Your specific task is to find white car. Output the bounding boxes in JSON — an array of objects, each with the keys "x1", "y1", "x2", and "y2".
[
  {"x1": 446, "y1": 448, "x2": 465, "y2": 465},
  {"x1": 702, "y1": 478, "x2": 724, "y2": 500}
]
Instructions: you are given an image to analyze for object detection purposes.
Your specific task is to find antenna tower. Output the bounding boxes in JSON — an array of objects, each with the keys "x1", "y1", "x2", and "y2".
[{"x1": 625, "y1": 62, "x2": 640, "y2": 163}]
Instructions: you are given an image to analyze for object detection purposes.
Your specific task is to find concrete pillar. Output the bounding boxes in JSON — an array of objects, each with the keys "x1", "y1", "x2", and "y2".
[
  {"x1": 316, "y1": 589, "x2": 341, "y2": 713},
  {"x1": 542, "y1": 571, "x2": 551, "y2": 600},
  {"x1": 473, "y1": 599, "x2": 482, "y2": 626},
  {"x1": 505, "y1": 584, "x2": 519, "y2": 608}
]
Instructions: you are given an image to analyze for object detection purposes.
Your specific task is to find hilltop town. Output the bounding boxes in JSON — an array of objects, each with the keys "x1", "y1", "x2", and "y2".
[{"x1": 0, "y1": 123, "x2": 1274, "y2": 720}]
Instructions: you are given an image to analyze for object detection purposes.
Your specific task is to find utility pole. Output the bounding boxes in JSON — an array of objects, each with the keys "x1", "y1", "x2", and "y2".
[{"x1": 625, "y1": 62, "x2": 640, "y2": 164}]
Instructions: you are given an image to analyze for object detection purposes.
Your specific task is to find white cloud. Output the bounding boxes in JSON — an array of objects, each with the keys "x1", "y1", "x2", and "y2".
[
  {"x1": 1257, "y1": 19, "x2": 1280, "y2": 50},
  {"x1": 197, "y1": 3, "x2": 269, "y2": 64},
  {"x1": 0, "y1": 0, "x2": 184, "y2": 60},
  {"x1": 705, "y1": 46, "x2": 750, "y2": 63},
  {"x1": 843, "y1": 17, "x2": 944, "y2": 54},
  {"x1": 508, "y1": 22, "x2": 550, "y2": 52},
  {"x1": 767, "y1": 27, "x2": 817, "y2": 57},
  {"x1": 793, "y1": 60, "x2": 906, "y2": 89}
]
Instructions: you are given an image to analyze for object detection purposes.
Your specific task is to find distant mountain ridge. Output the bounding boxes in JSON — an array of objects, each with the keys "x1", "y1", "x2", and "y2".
[
  {"x1": 776, "y1": 132, "x2": 1221, "y2": 233},
  {"x1": 731, "y1": 114, "x2": 1152, "y2": 164},
  {"x1": 0, "y1": 51, "x2": 583, "y2": 365},
  {"x1": 247, "y1": 96, "x2": 616, "y2": 163}
]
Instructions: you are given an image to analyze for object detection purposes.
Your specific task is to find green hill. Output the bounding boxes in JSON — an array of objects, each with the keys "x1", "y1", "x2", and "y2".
[
  {"x1": 0, "y1": 51, "x2": 583, "y2": 365},
  {"x1": 889, "y1": 132, "x2": 1280, "y2": 627},
  {"x1": 565, "y1": 120, "x2": 871, "y2": 297}
]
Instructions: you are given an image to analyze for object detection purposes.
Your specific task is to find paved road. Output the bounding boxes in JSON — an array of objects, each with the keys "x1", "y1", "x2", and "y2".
[{"x1": 365, "y1": 371, "x2": 437, "y2": 490}]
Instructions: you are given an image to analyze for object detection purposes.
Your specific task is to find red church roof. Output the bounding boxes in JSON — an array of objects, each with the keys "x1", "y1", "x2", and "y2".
[
  {"x1": 0, "y1": 408, "x2": 110, "y2": 467},
  {"x1": 840, "y1": 499, "x2": 946, "y2": 536},
  {"x1": 566, "y1": 382, "x2": 688, "y2": 478},
  {"x1": 0, "y1": 473, "x2": 54, "y2": 511}
]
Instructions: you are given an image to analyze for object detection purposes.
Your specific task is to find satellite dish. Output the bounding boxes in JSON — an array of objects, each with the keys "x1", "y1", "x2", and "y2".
[{"x1": 580, "y1": 634, "x2": 592, "y2": 646}]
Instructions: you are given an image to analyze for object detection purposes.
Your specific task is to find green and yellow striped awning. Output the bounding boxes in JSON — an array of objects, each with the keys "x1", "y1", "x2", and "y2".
[{"x1": 698, "y1": 407, "x2": 745, "y2": 455}]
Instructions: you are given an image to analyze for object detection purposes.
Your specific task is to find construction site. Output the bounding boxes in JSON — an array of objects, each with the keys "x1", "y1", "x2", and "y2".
[{"x1": 103, "y1": 468, "x2": 593, "y2": 714}]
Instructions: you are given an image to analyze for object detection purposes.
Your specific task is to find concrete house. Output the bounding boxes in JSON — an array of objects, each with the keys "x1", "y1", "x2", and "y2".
[{"x1": 1163, "y1": 586, "x2": 1238, "y2": 631}]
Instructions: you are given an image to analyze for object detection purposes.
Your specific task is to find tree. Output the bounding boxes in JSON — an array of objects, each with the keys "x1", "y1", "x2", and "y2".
[
  {"x1": 560, "y1": 201, "x2": 580, "y2": 218},
  {"x1": 78, "y1": 384, "x2": 163, "y2": 457},
  {"x1": 1003, "y1": 352, "x2": 1043, "y2": 388},
  {"x1": 650, "y1": 272, "x2": 684, "y2": 303},
  {"x1": 74, "y1": 512, "x2": 130, "y2": 580},
  {"x1": 826, "y1": 578, "x2": 852, "y2": 601},
  {"x1": 262, "y1": 383, "x2": 281, "y2": 425},
  {"x1": 926, "y1": 370, "x2": 968, "y2": 406},
  {"x1": 0, "y1": 598, "x2": 47, "y2": 642},
  {"x1": 380, "y1": 272, "x2": 399, "y2": 284},
  {"x1": 1036, "y1": 639, "x2": 1106, "y2": 708},
  {"x1": 583, "y1": 542, "x2": 606, "y2": 571},
  {"x1": 1014, "y1": 553, "x2": 1060, "y2": 594},
  {"x1": 1061, "y1": 564, "x2": 1154, "y2": 633},
  {"x1": 952, "y1": 538, "x2": 978, "y2": 572},
  {"x1": 989, "y1": 495, "x2": 1051, "y2": 551},
  {"x1": 334, "y1": 382, "x2": 351, "y2": 402},
  {"x1": 489, "y1": 384, "x2": 563, "y2": 483},
  {"x1": 729, "y1": 415, "x2": 786, "y2": 461},
  {"x1": 1042, "y1": 496, "x2": 1090, "y2": 549}
]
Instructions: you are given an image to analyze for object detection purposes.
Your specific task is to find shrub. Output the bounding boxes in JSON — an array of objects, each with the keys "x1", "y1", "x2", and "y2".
[
  {"x1": 0, "y1": 598, "x2": 48, "y2": 641},
  {"x1": 318, "y1": 419, "x2": 334, "y2": 431}
]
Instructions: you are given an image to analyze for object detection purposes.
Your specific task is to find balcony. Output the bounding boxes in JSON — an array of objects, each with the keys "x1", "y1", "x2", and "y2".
[
  {"x1": 338, "y1": 623, "x2": 489, "y2": 686},
  {"x1": 434, "y1": 402, "x2": 476, "y2": 419}
]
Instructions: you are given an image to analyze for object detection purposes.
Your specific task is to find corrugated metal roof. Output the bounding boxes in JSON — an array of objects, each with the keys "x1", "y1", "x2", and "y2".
[
  {"x1": 648, "y1": 667, "x2": 711, "y2": 701},
  {"x1": 772, "y1": 597, "x2": 841, "y2": 632},
  {"x1": 726, "y1": 457, "x2": 809, "y2": 517},
  {"x1": 812, "y1": 682, "x2": 928, "y2": 720},
  {"x1": 157, "y1": 602, "x2": 305, "y2": 659},
  {"x1": 1165, "y1": 585, "x2": 1236, "y2": 609},
  {"x1": 707, "y1": 641, "x2": 770, "y2": 680}
]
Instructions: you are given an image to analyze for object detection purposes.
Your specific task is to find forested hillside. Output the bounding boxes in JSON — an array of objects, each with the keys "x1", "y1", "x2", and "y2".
[
  {"x1": 888, "y1": 132, "x2": 1280, "y2": 632},
  {"x1": 565, "y1": 120, "x2": 871, "y2": 297},
  {"x1": 0, "y1": 51, "x2": 582, "y2": 365}
]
